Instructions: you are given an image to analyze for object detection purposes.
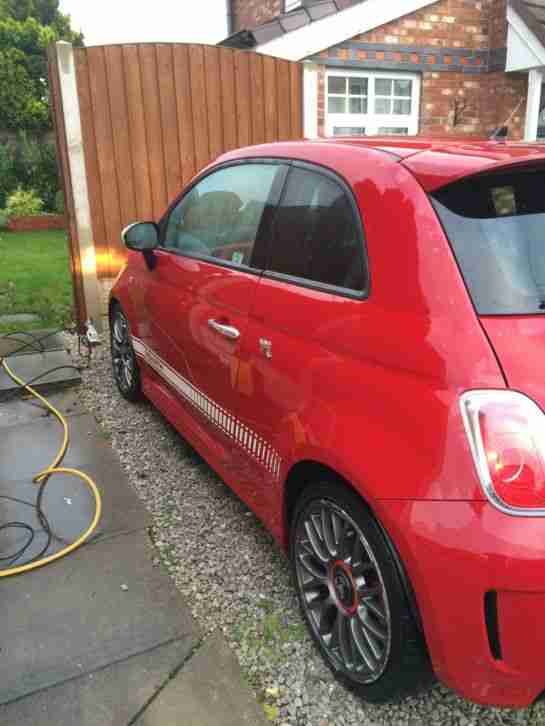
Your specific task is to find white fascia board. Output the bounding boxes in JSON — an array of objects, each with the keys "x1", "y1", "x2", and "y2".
[
  {"x1": 256, "y1": 0, "x2": 438, "y2": 61},
  {"x1": 506, "y1": 5, "x2": 545, "y2": 71}
]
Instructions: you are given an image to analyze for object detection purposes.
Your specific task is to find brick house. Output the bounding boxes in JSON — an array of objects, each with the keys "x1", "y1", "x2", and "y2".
[{"x1": 221, "y1": 0, "x2": 545, "y2": 142}]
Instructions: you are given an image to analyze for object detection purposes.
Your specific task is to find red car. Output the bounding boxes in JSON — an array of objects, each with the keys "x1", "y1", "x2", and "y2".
[{"x1": 110, "y1": 137, "x2": 545, "y2": 708}]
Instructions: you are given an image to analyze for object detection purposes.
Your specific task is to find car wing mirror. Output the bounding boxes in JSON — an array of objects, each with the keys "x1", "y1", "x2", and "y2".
[{"x1": 122, "y1": 222, "x2": 159, "y2": 251}]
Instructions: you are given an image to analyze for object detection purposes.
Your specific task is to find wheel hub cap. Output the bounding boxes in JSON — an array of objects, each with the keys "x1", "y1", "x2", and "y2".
[{"x1": 331, "y1": 562, "x2": 357, "y2": 613}]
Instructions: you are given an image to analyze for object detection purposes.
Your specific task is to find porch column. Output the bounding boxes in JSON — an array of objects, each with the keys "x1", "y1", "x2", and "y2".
[
  {"x1": 303, "y1": 62, "x2": 319, "y2": 139},
  {"x1": 524, "y1": 68, "x2": 544, "y2": 141}
]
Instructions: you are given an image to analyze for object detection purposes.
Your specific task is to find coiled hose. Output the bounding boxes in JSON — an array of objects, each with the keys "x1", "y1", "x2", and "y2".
[{"x1": 0, "y1": 331, "x2": 102, "y2": 577}]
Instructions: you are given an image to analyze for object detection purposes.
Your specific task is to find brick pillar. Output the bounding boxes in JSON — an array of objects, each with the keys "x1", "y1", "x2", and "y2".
[{"x1": 487, "y1": 0, "x2": 508, "y2": 51}]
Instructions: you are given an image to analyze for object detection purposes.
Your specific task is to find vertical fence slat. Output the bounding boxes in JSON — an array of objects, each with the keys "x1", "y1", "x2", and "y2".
[
  {"x1": 250, "y1": 54, "x2": 265, "y2": 144},
  {"x1": 204, "y1": 46, "x2": 224, "y2": 160},
  {"x1": 234, "y1": 50, "x2": 251, "y2": 148},
  {"x1": 157, "y1": 44, "x2": 182, "y2": 203},
  {"x1": 139, "y1": 44, "x2": 168, "y2": 219},
  {"x1": 104, "y1": 45, "x2": 137, "y2": 271},
  {"x1": 173, "y1": 44, "x2": 196, "y2": 186},
  {"x1": 220, "y1": 49, "x2": 237, "y2": 152},
  {"x1": 289, "y1": 62, "x2": 303, "y2": 138},
  {"x1": 276, "y1": 59, "x2": 291, "y2": 141},
  {"x1": 263, "y1": 55, "x2": 278, "y2": 143},
  {"x1": 122, "y1": 45, "x2": 154, "y2": 221},
  {"x1": 87, "y1": 46, "x2": 123, "y2": 278},
  {"x1": 73, "y1": 49, "x2": 107, "y2": 278},
  {"x1": 189, "y1": 45, "x2": 210, "y2": 171}
]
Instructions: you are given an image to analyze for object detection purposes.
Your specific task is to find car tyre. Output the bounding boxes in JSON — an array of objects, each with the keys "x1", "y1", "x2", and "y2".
[
  {"x1": 290, "y1": 478, "x2": 431, "y2": 702},
  {"x1": 110, "y1": 303, "x2": 142, "y2": 402}
]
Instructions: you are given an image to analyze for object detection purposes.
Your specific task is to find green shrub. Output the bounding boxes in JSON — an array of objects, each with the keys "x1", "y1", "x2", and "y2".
[
  {"x1": 55, "y1": 189, "x2": 65, "y2": 215},
  {"x1": 4, "y1": 187, "x2": 44, "y2": 219},
  {"x1": 0, "y1": 210, "x2": 8, "y2": 229},
  {"x1": 0, "y1": 142, "x2": 18, "y2": 209},
  {"x1": 0, "y1": 132, "x2": 61, "y2": 212}
]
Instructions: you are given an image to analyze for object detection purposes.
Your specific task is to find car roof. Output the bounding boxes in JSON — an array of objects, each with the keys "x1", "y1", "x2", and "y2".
[
  {"x1": 336, "y1": 137, "x2": 545, "y2": 192},
  {"x1": 219, "y1": 137, "x2": 545, "y2": 193}
]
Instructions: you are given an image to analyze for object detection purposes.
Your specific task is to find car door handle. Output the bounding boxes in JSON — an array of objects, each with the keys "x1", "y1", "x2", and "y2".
[{"x1": 208, "y1": 319, "x2": 240, "y2": 340}]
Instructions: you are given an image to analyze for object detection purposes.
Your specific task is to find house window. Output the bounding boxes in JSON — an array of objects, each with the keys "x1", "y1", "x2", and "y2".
[
  {"x1": 334, "y1": 126, "x2": 367, "y2": 136},
  {"x1": 325, "y1": 70, "x2": 420, "y2": 137},
  {"x1": 284, "y1": 0, "x2": 302, "y2": 11}
]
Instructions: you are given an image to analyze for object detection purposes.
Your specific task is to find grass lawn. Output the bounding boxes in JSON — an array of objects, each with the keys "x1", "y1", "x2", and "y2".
[{"x1": 0, "y1": 229, "x2": 73, "y2": 334}]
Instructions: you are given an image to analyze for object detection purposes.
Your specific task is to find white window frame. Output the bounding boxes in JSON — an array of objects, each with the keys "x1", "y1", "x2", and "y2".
[{"x1": 325, "y1": 69, "x2": 421, "y2": 137}]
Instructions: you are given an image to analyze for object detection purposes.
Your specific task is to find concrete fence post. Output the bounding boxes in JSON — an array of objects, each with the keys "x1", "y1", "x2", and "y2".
[{"x1": 55, "y1": 41, "x2": 103, "y2": 332}]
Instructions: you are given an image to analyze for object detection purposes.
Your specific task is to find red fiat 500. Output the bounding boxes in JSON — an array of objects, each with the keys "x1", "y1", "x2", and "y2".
[{"x1": 110, "y1": 138, "x2": 545, "y2": 707}]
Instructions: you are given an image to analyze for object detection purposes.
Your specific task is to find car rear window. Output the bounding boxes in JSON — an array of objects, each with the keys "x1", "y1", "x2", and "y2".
[{"x1": 432, "y1": 167, "x2": 545, "y2": 315}]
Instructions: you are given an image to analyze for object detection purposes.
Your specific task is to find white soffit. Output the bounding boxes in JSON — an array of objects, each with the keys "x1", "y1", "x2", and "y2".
[
  {"x1": 506, "y1": 5, "x2": 545, "y2": 71},
  {"x1": 256, "y1": 0, "x2": 439, "y2": 61}
]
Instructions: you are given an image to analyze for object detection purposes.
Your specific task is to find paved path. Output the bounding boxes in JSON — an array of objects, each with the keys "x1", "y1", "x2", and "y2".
[{"x1": 0, "y1": 376, "x2": 267, "y2": 725}]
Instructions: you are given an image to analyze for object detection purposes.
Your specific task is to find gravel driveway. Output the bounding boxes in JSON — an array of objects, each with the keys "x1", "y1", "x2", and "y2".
[{"x1": 76, "y1": 337, "x2": 542, "y2": 726}]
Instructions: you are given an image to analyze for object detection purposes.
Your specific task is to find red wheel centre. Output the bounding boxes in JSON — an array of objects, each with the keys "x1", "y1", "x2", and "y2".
[{"x1": 329, "y1": 560, "x2": 358, "y2": 615}]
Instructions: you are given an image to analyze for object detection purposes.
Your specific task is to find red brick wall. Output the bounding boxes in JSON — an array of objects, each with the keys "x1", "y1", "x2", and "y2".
[
  {"x1": 318, "y1": 69, "x2": 325, "y2": 136},
  {"x1": 420, "y1": 71, "x2": 526, "y2": 138},
  {"x1": 482, "y1": 71, "x2": 527, "y2": 138},
  {"x1": 7, "y1": 215, "x2": 67, "y2": 232},
  {"x1": 353, "y1": 0, "x2": 489, "y2": 50},
  {"x1": 231, "y1": 0, "x2": 282, "y2": 31},
  {"x1": 488, "y1": 0, "x2": 508, "y2": 50}
]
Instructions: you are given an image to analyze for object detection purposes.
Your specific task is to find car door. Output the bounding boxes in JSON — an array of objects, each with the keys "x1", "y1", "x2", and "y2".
[
  {"x1": 233, "y1": 162, "x2": 369, "y2": 534},
  {"x1": 142, "y1": 160, "x2": 288, "y2": 475}
]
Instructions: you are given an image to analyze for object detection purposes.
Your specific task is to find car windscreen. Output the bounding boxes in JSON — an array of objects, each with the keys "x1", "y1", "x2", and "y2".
[{"x1": 431, "y1": 167, "x2": 545, "y2": 315}]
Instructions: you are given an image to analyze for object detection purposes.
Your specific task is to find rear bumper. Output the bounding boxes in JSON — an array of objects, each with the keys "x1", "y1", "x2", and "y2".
[{"x1": 375, "y1": 499, "x2": 545, "y2": 707}]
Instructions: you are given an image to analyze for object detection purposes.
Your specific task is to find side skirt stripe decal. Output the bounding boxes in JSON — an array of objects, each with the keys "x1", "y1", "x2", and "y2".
[{"x1": 132, "y1": 336, "x2": 282, "y2": 478}]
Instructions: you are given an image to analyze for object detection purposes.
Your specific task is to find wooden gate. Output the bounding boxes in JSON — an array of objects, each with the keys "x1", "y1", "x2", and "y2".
[{"x1": 48, "y1": 41, "x2": 304, "y2": 329}]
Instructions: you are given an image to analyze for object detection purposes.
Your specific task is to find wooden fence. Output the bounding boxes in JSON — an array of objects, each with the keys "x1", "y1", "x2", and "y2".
[{"x1": 48, "y1": 42, "x2": 304, "y2": 328}]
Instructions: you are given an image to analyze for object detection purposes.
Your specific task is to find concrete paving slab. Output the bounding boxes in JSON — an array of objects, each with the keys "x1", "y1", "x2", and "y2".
[
  {"x1": 0, "y1": 530, "x2": 199, "y2": 705},
  {"x1": 0, "y1": 639, "x2": 192, "y2": 726},
  {"x1": 0, "y1": 349, "x2": 80, "y2": 393},
  {"x1": 0, "y1": 413, "x2": 130, "y2": 489},
  {"x1": 0, "y1": 414, "x2": 151, "y2": 565},
  {"x1": 0, "y1": 389, "x2": 85, "y2": 428},
  {"x1": 0, "y1": 313, "x2": 40, "y2": 325},
  {"x1": 0, "y1": 330, "x2": 66, "y2": 358},
  {"x1": 136, "y1": 633, "x2": 268, "y2": 726}
]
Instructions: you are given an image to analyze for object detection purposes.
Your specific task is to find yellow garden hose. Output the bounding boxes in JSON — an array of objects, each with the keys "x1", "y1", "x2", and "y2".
[{"x1": 0, "y1": 356, "x2": 102, "y2": 577}]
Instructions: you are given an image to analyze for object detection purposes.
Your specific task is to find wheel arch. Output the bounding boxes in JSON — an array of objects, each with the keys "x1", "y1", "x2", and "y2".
[{"x1": 283, "y1": 459, "x2": 425, "y2": 636}]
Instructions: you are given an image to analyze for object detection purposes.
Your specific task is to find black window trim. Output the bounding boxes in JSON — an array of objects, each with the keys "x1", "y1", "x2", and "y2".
[
  {"x1": 261, "y1": 159, "x2": 370, "y2": 301},
  {"x1": 157, "y1": 158, "x2": 290, "y2": 277}
]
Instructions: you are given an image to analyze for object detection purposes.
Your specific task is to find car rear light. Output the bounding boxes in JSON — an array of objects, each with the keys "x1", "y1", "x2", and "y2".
[{"x1": 460, "y1": 390, "x2": 545, "y2": 515}]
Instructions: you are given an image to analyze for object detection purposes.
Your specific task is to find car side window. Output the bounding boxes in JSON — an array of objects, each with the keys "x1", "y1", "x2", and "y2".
[
  {"x1": 267, "y1": 166, "x2": 367, "y2": 294},
  {"x1": 163, "y1": 163, "x2": 281, "y2": 268}
]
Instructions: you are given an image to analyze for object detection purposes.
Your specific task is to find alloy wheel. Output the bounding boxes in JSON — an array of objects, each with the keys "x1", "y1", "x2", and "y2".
[
  {"x1": 111, "y1": 311, "x2": 135, "y2": 393},
  {"x1": 294, "y1": 499, "x2": 392, "y2": 683}
]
